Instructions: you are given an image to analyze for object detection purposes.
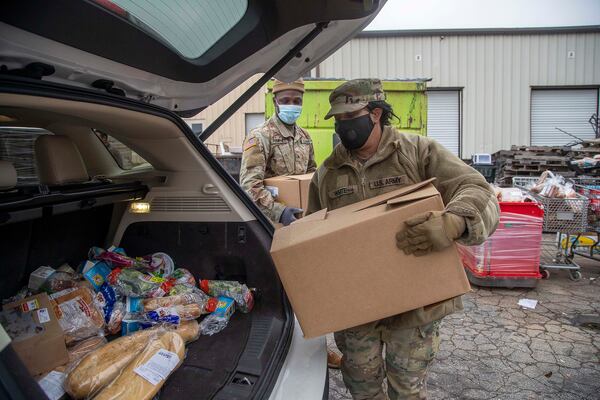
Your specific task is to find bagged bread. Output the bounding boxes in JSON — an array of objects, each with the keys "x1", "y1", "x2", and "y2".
[
  {"x1": 51, "y1": 287, "x2": 105, "y2": 344},
  {"x1": 93, "y1": 331, "x2": 185, "y2": 400},
  {"x1": 145, "y1": 303, "x2": 203, "y2": 323},
  {"x1": 142, "y1": 290, "x2": 210, "y2": 312},
  {"x1": 174, "y1": 319, "x2": 200, "y2": 343},
  {"x1": 67, "y1": 335, "x2": 107, "y2": 364},
  {"x1": 64, "y1": 328, "x2": 159, "y2": 399},
  {"x1": 65, "y1": 322, "x2": 198, "y2": 399}
]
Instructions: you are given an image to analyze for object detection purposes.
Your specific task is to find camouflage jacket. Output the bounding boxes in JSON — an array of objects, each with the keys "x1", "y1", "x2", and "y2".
[
  {"x1": 240, "y1": 115, "x2": 317, "y2": 223},
  {"x1": 306, "y1": 126, "x2": 499, "y2": 329}
]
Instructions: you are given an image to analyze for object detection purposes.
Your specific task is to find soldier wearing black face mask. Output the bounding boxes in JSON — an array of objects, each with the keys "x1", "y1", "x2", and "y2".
[{"x1": 305, "y1": 79, "x2": 499, "y2": 400}]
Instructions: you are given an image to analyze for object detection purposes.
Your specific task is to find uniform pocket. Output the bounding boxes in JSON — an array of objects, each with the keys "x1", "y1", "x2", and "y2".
[{"x1": 271, "y1": 144, "x2": 293, "y2": 172}]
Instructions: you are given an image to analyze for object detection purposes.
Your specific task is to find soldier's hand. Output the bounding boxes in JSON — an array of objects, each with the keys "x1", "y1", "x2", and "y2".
[
  {"x1": 280, "y1": 207, "x2": 303, "y2": 226},
  {"x1": 396, "y1": 211, "x2": 466, "y2": 256}
]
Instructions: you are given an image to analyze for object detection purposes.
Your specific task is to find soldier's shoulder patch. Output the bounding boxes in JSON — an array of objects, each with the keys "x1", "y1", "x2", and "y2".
[{"x1": 244, "y1": 137, "x2": 257, "y2": 152}]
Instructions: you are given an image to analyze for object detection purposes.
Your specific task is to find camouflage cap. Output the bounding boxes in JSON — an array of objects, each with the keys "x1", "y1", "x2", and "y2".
[
  {"x1": 273, "y1": 78, "x2": 305, "y2": 94},
  {"x1": 324, "y1": 78, "x2": 386, "y2": 120}
]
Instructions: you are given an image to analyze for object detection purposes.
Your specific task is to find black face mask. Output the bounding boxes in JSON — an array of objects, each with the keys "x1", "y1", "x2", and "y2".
[{"x1": 334, "y1": 114, "x2": 375, "y2": 150}]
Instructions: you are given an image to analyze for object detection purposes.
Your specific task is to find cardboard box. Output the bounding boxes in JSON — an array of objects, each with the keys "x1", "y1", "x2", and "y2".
[
  {"x1": 264, "y1": 173, "x2": 314, "y2": 213},
  {"x1": 270, "y1": 179, "x2": 471, "y2": 338},
  {"x1": 0, "y1": 293, "x2": 69, "y2": 375}
]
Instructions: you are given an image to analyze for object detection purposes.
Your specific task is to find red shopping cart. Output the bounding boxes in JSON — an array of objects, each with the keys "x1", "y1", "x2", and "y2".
[{"x1": 457, "y1": 202, "x2": 544, "y2": 288}]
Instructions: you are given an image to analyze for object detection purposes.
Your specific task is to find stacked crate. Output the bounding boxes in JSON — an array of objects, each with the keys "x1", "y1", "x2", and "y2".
[{"x1": 494, "y1": 145, "x2": 574, "y2": 185}]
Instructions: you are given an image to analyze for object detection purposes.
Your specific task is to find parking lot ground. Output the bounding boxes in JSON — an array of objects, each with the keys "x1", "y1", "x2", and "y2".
[{"x1": 328, "y1": 256, "x2": 600, "y2": 400}]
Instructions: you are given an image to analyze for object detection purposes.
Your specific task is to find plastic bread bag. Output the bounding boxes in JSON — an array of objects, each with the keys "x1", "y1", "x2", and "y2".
[
  {"x1": 50, "y1": 287, "x2": 105, "y2": 345},
  {"x1": 120, "y1": 317, "x2": 199, "y2": 343},
  {"x1": 67, "y1": 335, "x2": 108, "y2": 365},
  {"x1": 108, "y1": 268, "x2": 174, "y2": 298},
  {"x1": 124, "y1": 303, "x2": 204, "y2": 328},
  {"x1": 145, "y1": 303, "x2": 203, "y2": 324},
  {"x1": 199, "y1": 279, "x2": 254, "y2": 313},
  {"x1": 529, "y1": 170, "x2": 553, "y2": 193},
  {"x1": 105, "y1": 300, "x2": 125, "y2": 335},
  {"x1": 199, "y1": 296, "x2": 236, "y2": 336},
  {"x1": 64, "y1": 327, "x2": 169, "y2": 399},
  {"x1": 92, "y1": 331, "x2": 185, "y2": 400},
  {"x1": 91, "y1": 282, "x2": 123, "y2": 335},
  {"x1": 563, "y1": 181, "x2": 577, "y2": 199},
  {"x1": 143, "y1": 288, "x2": 215, "y2": 314}
]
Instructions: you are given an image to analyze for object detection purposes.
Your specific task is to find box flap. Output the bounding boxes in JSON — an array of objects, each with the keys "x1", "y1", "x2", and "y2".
[
  {"x1": 287, "y1": 173, "x2": 314, "y2": 181},
  {"x1": 386, "y1": 184, "x2": 439, "y2": 206},
  {"x1": 352, "y1": 178, "x2": 437, "y2": 212}
]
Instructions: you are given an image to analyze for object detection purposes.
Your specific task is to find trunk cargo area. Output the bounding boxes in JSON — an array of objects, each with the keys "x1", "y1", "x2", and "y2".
[{"x1": 1, "y1": 201, "x2": 287, "y2": 399}]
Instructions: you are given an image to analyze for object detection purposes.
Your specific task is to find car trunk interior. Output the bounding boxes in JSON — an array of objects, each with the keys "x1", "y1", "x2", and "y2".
[{"x1": 0, "y1": 89, "x2": 288, "y2": 399}]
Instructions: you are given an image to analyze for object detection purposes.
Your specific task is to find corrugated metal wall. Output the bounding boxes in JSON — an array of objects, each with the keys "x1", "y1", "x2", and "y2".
[
  {"x1": 316, "y1": 32, "x2": 600, "y2": 155},
  {"x1": 186, "y1": 74, "x2": 266, "y2": 152}
]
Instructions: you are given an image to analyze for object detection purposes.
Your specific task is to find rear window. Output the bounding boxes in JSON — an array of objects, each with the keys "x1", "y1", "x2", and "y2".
[
  {"x1": 0, "y1": 127, "x2": 52, "y2": 185},
  {"x1": 93, "y1": 129, "x2": 149, "y2": 170},
  {"x1": 101, "y1": 0, "x2": 248, "y2": 59}
]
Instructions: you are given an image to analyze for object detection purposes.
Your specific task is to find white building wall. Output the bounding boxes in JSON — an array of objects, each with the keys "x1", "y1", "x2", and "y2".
[
  {"x1": 316, "y1": 32, "x2": 600, "y2": 155},
  {"x1": 186, "y1": 74, "x2": 266, "y2": 152}
]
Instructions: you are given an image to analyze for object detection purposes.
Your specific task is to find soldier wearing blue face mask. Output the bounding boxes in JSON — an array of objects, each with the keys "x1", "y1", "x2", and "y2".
[{"x1": 240, "y1": 78, "x2": 317, "y2": 226}]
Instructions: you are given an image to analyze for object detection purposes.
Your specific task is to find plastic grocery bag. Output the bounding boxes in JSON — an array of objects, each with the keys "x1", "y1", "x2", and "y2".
[
  {"x1": 108, "y1": 268, "x2": 174, "y2": 298},
  {"x1": 199, "y1": 296, "x2": 236, "y2": 336},
  {"x1": 199, "y1": 280, "x2": 254, "y2": 313}
]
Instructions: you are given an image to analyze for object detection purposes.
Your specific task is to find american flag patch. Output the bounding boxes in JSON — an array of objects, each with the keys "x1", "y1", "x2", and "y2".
[{"x1": 244, "y1": 137, "x2": 257, "y2": 151}]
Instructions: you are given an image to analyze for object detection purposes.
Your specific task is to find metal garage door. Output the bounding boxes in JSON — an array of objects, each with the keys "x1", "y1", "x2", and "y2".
[
  {"x1": 427, "y1": 90, "x2": 460, "y2": 156},
  {"x1": 531, "y1": 89, "x2": 599, "y2": 146}
]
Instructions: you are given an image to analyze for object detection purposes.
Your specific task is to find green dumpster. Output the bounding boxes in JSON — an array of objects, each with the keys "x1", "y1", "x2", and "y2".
[{"x1": 266, "y1": 79, "x2": 429, "y2": 166}]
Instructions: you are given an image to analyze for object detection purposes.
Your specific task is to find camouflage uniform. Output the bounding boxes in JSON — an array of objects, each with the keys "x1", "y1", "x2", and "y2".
[
  {"x1": 307, "y1": 79, "x2": 499, "y2": 399},
  {"x1": 240, "y1": 115, "x2": 316, "y2": 223}
]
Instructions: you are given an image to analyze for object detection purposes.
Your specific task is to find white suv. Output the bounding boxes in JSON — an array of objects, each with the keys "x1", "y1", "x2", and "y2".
[{"x1": 0, "y1": 1, "x2": 383, "y2": 399}]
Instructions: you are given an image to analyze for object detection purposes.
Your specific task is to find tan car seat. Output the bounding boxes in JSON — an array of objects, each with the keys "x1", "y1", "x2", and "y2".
[{"x1": 34, "y1": 135, "x2": 89, "y2": 185}]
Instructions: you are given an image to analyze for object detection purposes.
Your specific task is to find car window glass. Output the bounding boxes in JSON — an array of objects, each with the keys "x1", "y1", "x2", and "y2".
[
  {"x1": 105, "y1": 0, "x2": 248, "y2": 59},
  {"x1": 93, "y1": 129, "x2": 149, "y2": 170},
  {"x1": 0, "y1": 127, "x2": 53, "y2": 185}
]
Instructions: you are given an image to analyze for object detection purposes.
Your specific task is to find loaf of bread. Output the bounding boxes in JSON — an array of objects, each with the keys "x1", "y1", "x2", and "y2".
[
  {"x1": 93, "y1": 331, "x2": 185, "y2": 400},
  {"x1": 174, "y1": 319, "x2": 200, "y2": 343},
  {"x1": 175, "y1": 303, "x2": 202, "y2": 320},
  {"x1": 142, "y1": 291, "x2": 210, "y2": 313},
  {"x1": 64, "y1": 321, "x2": 198, "y2": 398},
  {"x1": 51, "y1": 287, "x2": 105, "y2": 344},
  {"x1": 67, "y1": 335, "x2": 107, "y2": 364},
  {"x1": 64, "y1": 328, "x2": 157, "y2": 399}
]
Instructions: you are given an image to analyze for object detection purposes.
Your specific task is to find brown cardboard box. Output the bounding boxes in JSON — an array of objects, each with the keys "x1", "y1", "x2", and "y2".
[
  {"x1": 270, "y1": 179, "x2": 471, "y2": 338},
  {"x1": 264, "y1": 173, "x2": 314, "y2": 213},
  {"x1": 1, "y1": 293, "x2": 69, "y2": 375}
]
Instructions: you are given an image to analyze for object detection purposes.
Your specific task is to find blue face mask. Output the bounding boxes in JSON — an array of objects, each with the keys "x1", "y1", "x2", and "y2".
[{"x1": 277, "y1": 104, "x2": 302, "y2": 125}]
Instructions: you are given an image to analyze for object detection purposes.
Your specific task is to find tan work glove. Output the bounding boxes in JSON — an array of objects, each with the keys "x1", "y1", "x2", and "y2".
[{"x1": 396, "y1": 211, "x2": 466, "y2": 257}]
